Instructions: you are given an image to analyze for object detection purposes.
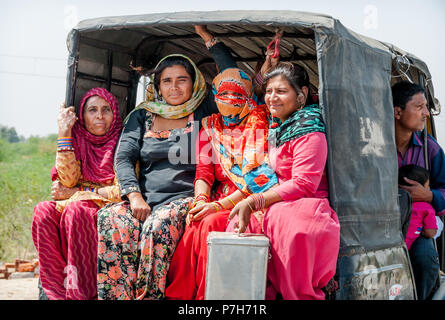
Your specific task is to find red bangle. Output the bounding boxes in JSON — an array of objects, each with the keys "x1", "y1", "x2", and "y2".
[
  {"x1": 212, "y1": 201, "x2": 224, "y2": 212},
  {"x1": 216, "y1": 201, "x2": 225, "y2": 210},
  {"x1": 192, "y1": 193, "x2": 210, "y2": 208},
  {"x1": 211, "y1": 202, "x2": 220, "y2": 212},
  {"x1": 246, "y1": 199, "x2": 255, "y2": 212},
  {"x1": 255, "y1": 72, "x2": 264, "y2": 86}
]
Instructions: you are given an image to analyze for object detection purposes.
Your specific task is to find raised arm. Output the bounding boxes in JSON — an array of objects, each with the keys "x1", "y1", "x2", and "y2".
[
  {"x1": 55, "y1": 103, "x2": 81, "y2": 187},
  {"x1": 195, "y1": 25, "x2": 236, "y2": 72}
]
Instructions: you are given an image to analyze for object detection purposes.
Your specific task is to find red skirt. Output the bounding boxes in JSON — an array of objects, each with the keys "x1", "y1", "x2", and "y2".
[
  {"x1": 32, "y1": 200, "x2": 99, "y2": 300},
  {"x1": 166, "y1": 210, "x2": 230, "y2": 300}
]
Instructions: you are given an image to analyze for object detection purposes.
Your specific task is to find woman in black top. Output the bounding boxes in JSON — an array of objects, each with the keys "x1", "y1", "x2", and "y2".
[{"x1": 97, "y1": 26, "x2": 236, "y2": 300}]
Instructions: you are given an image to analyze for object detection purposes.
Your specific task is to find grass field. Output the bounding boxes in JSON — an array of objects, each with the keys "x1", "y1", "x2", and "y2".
[{"x1": 0, "y1": 135, "x2": 57, "y2": 262}]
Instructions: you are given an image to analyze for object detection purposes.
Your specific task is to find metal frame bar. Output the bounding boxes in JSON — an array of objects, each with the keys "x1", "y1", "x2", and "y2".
[
  {"x1": 147, "y1": 31, "x2": 313, "y2": 42},
  {"x1": 106, "y1": 50, "x2": 113, "y2": 91},
  {"x1": 76, "y1": 71, "x2": 131, "y2": 88}
]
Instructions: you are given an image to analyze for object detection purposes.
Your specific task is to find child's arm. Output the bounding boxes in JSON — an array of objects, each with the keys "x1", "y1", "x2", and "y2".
[
  {"x1": 422, "y1": 228, "x2": 437, "y2": 238},
  {"x1": 422, "y1": 204, "x2": 438, "y2": 238}
]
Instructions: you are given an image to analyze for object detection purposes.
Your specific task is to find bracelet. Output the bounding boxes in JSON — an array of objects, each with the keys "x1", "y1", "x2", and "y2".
[
  {"x1": 246, "y1": 199, "x2": 255, "y2": 212},
  {"x1": 57, "y1": 137, "x2": 74, "y2": 151},
  {"x1": 226, "y1": 197, "x2": 236, "y2": 208},
  {"x1": 192, "y1": 197, "x2": 209, "y2": 205},
  {"x1": 58, "y1": 146, "x2": 74, "y2": 151},
  {"x1": 192, "y1": 193, "x2": 210, "y2": 208},
  {"x1": 205, "y1": 37, "x2": 219, "y2": 49},
  {"x1": 215, "y1": 201, "x2": 224, "y2": 210},
  {"x1": 211, "y1": 201, "x2": 224, "y2": 212},
  {"x1": 195, "y1": 192, "x2": 210, "y2": 200},
  {"x1": 250, "y1": 193, "x2": 265, "y2": 211},
  {"x1": 191, "y1": 200, "x2": 207, "y2": 209},
  {"x1": 254, "y1": 72, "x2": 264, "y2": 86},
  {"x1": 216, "y1": 201, "x2": 226, "y2": 210},
  {"x1": 212, "y1": 202, "x2": 221, "y2": 212},
  {"x1": 79, "y1": 186, "x2": 96, "y2": 193}
]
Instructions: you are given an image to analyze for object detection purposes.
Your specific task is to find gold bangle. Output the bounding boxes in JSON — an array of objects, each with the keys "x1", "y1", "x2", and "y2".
[
  {"x1": 191, "y1": 200, "x2": 206, "y2": 209},
  {"x1": 227, "y1": 197, "x2": 236, "y2": 208},
  {"x1": 217, "y1": 200, "x2": 227, "y2": 210},
  {"x1": 215, "y1": 201, "x2": 225, "y2": 211}
]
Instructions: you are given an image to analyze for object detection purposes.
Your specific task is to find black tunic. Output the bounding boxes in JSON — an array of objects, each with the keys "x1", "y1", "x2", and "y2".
[{"x1": 115, "y1": 42, "x2": 236, "y2": 211}]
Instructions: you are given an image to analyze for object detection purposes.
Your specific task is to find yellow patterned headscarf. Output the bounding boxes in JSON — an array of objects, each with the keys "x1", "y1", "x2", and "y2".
[{"x1": 127, "y1": 54, "x2": 207, "y2": 123}]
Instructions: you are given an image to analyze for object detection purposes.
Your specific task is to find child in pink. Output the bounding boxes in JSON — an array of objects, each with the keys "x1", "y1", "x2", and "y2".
[{"x1": 399, "y1": 164, "x2": 437, "y2": 249}]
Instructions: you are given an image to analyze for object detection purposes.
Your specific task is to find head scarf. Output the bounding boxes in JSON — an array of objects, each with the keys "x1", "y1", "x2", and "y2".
[
  {"x1": 268, "y1": 104, "x2": 326, "y2": 148},
  {"x1": 212, "y1": 68, "x2": 253, "y2": 127},
  {"x1": 131, "y1": 54, "x2": 207, "y2": 122},
  {"x1": 202, "y1": 68, "x2": 278, "y2": 195},
  {"x1": 71, "y1": 87, "x2": 123, "y2": 184}
]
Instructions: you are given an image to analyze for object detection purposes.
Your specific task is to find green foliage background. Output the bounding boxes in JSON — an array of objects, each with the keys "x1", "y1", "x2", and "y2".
[{"x1": 0, "y1": 134, "x2": 57, "y2": 262}]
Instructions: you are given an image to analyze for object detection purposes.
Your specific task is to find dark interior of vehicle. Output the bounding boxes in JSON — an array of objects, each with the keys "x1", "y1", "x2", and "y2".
[{"x1": 68, "y1": 23, "x2": 319, "y2": 119}]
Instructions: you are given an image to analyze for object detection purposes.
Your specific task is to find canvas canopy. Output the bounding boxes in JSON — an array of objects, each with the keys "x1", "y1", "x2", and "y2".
[{"x1": 65, "y1": 10, "x2": 442, "y2": 299}]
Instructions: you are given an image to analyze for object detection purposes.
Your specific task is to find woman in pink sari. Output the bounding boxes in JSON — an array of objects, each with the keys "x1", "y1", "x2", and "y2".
[
  {"x1": 228, "y1": 63, "x2": 340, "y2": 300},
  {"x1": 32, "y1": 88, "x2": 122, "y2": 300}
]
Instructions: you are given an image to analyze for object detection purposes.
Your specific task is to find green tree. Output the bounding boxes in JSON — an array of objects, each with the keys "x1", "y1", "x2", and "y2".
[{"x1": 0, "y1": 125, "x2": 20, "y2": 143}]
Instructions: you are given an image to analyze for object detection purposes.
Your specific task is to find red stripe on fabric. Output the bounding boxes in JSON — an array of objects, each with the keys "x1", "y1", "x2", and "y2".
[
  {"x1": 33, "y1": 202, "x2": 68, "y2": 300},
  {"x1": 60, "y1": 201, "x2": 99, "y2": 300}
]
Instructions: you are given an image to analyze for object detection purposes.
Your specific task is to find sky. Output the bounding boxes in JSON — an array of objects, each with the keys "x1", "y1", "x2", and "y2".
[{"x1": 1, "y1": 0, "x2": 444, "y2": 142}]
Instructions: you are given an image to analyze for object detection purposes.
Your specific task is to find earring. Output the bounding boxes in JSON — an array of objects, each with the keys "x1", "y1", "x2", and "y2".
[
  {"x1": 296, "y1": 93, "x2": 305, "y2": 110},
  {"x1": 157, "y1": 93, "x2": 166, "y2": 103}
]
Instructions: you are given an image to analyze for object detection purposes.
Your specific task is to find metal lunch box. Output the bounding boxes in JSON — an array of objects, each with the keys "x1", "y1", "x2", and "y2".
[{"x1": 204, "y1": 231, "x2": 269, "y2": 300}]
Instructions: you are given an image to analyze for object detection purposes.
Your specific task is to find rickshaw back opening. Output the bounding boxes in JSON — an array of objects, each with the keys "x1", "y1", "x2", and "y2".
[{"x1": 61, "y1": 10, "x2": 443, "y2": 300}]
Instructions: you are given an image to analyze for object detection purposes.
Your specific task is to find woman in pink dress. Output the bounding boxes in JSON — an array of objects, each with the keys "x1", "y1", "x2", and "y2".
[
  {"x1": 32, "y1": 88, "x2": 122, "y2": 300},
  {"x1": 228, "y1": 62, "x2": 341, "y2": 300}
]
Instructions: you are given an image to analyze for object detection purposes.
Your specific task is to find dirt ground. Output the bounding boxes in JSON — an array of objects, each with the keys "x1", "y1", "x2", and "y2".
[{"x1": 0, "y1": 278, "x2": 39, "y2": 300}]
